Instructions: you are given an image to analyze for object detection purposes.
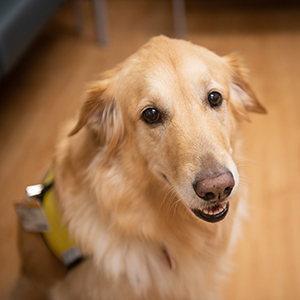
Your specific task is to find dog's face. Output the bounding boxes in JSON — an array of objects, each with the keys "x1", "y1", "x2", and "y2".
[{"x1": 70, "y1": 36, "x2": 266, "y2": 223}]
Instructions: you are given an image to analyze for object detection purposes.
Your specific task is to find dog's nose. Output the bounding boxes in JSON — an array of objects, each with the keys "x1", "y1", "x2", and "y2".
[{"x1": 193, "y1": 170, "x2": 235, "y2": 201}]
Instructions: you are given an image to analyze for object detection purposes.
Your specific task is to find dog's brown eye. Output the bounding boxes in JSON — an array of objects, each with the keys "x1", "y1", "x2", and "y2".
[
  {"x1": 142, "y1": 108, "x2": 161, "y2": 124},
  {"x1": 208, "y1": 92, "x2": 223, "y2": 108}
]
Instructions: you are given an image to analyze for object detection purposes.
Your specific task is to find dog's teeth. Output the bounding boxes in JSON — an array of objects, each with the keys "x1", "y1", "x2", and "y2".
[
  {"x1": 200, "y1": 202, "x2": 227, "y2": 216},
  {"x1": 202, "y1": 208, "x2": 213, "y2": 215}
]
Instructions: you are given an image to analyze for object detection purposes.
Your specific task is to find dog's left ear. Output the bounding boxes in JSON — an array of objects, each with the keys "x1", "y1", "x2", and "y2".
[
  {"x1": 225, "y1": 54, "x2": 267, "y2": 121},
  {"x1": 69, "y1": 78, "x2": 123, "y2": 150}
]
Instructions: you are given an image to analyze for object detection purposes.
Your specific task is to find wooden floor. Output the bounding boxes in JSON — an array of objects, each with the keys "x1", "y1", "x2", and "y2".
[{"x1": 1, "y1": 1, "x2": 300, "y2": 299}]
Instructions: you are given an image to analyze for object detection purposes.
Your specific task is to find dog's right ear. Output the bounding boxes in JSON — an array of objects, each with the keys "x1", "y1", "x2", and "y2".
[
  {"x1": 225, "y1": 54, "x2": 267, "y2": 121},
  {"x1": 69, "y1": 78, "x2": 123, "y2": 149}
]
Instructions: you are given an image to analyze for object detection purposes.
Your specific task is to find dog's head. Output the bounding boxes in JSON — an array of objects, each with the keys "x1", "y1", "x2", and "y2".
[{"x1": 70, "y1": 36, "x2": 266, "y2": 223}]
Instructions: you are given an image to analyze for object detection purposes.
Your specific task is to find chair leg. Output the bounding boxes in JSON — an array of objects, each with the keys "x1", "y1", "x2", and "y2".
[
  {"x1": 91, "y1": 0, "x2": 109, "y2": 45},
  {"x1": 172, "y1": 0, "x2": 186, "y2": 39},
  {"x1": 70, "y1": 0, "x2": 84, "y2": 34}
]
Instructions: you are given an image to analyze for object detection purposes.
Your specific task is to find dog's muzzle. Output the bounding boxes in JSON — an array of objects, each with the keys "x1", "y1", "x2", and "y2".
[{"x1": 191, "y1": 168, "x2": 235, "y2": 223}]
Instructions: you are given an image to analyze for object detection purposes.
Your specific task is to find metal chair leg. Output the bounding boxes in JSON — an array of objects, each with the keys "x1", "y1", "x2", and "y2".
[
  {"x1": 172, "y1": 0, "x2": 187, "y2": 39},
  {"x1": 70, "y1": 0, "x2": 84, "y2": 34},
  {"x1": 92, "y1": 0, "x2": 109, "y2": 45}
]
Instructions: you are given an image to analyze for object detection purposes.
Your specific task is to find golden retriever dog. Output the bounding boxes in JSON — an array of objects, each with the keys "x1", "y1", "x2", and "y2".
[{"x1": 11, "y1": 36, "x2": 266, "y2": 300}]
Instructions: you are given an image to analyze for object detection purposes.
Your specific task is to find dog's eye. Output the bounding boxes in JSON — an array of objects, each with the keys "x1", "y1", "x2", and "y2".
[
  {"x1": 142, "y1": 108, "x2": 162, "y2": 124},
  {"x1": 208, "y1": 92, "x2": 223, "y2": 108}
]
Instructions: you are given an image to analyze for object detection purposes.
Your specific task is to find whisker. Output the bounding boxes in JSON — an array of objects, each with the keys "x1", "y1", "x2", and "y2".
[
  {"x1": 238, "y1": 181, "x2": 250, "y2": 189},
  {"x1": 181, "y1": 202, "x2": 190, "y2": 224},
  {"x1": 158, "y1": 186, "x2": 176, "y2": 214},
  {"x1": 235, "y1": 159, "x2": 261, "y2": 168},
  {"x1": 239, "y1": 175, "x2": 252, "y2": 186},
  {"x1": 171, "y1": 197, "x2": 182, "y2": 218}
]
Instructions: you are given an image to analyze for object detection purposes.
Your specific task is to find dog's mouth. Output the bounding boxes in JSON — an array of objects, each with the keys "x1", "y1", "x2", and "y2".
[{"x1": 191, "y1": 202, "x2": 229, "y2": 223}]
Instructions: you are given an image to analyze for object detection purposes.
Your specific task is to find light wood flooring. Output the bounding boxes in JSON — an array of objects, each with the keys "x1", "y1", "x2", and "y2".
[{"x1": 1, "y1": 1, "x2": 300, "y2": 299}]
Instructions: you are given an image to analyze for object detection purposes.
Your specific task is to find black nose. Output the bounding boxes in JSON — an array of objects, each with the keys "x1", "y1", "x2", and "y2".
[{"x1": 193, "y1": 169, "x2": 235, "y2": 201}]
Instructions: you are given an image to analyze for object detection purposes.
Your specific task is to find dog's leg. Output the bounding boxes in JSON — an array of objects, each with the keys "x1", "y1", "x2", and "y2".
[
  {"x1": 9, "y1": 275, "x2": 50, "y2": 300},
  {"x1": 9, "y1": 225, "x2": 67, "y2": 300}
]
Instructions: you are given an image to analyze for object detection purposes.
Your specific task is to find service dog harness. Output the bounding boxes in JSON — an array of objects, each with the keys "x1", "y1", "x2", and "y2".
[
  {"x1": 15, "y1": 170, "x2": 83, "y2": 269},
  {"x1": 15, "y1": 172, "x2": 176, "y2": 271}
]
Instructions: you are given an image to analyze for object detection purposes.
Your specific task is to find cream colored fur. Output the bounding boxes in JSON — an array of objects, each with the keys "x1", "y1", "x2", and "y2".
[{"x1": 11, "y1": 36, "x2": 266, "y2": 300}]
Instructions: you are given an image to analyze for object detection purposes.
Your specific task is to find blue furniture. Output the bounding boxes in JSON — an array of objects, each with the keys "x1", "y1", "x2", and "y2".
[
  {"x1": 0, "y1": 0, "x2": 183, "y2": 78},
  {"x1": 0, "y1": 0, "x2": 69, "y2": 77}
]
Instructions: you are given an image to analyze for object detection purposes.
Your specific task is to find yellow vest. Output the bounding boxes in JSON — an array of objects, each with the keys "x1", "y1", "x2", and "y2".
[{"x1": 40, "y1": 171, "x2": 83, "y2": 269}]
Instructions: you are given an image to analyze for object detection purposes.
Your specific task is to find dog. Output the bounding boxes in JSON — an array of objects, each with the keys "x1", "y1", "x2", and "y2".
[{"x1": 11, "y1": 36, "x2": 266, "y2": 300}]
